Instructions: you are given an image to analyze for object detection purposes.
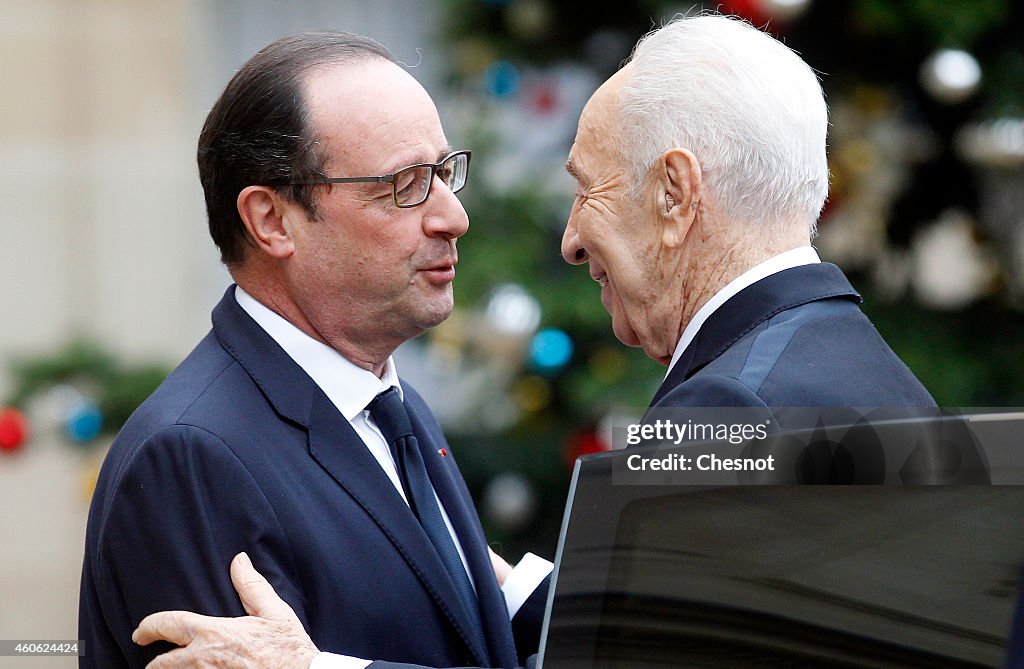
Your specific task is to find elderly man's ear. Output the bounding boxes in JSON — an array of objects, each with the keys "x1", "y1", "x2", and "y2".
[
  {"x1": 656, "y1": 148, "x2": 702, "y2": 249},
  {"x1": 237, "y1": 186, "x2": 297, "y2": 259}
]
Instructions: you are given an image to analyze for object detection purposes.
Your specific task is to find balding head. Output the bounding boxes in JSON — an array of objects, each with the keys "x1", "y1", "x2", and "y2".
[{"x1": 198, "y1": 31, "x2": 395, "y2": 267}]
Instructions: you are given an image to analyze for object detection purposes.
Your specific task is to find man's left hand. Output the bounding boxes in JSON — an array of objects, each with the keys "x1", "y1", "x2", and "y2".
[{"x1": 132, "y1": 552, "x2": 320, "y2": 669}]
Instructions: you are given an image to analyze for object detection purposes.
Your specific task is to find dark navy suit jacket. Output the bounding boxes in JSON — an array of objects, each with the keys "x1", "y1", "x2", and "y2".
[
  {"x1": 649, "y1": 263, "x2": 936, "y2": 418},
  {"x1": 79, "y1": 287, "x2": 544, "y2": 669}
]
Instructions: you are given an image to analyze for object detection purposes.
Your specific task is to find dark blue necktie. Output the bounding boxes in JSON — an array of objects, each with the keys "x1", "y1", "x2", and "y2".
[{"x1": 368, "y1": 388, "x2": 489, "y2": 664}]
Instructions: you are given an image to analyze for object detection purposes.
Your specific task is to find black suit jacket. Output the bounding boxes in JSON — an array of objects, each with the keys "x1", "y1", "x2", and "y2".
[
  {"x1": 649, "y1": 263, "x2": 936, "y2": 420},
  {"x1": 79, "y1": 287, "x2": 545, "y2": 669}
]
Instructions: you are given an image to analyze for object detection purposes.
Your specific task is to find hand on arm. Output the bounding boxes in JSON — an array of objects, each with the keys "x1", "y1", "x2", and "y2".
[
  {"x1": 132, "y1": 545, "x2": 549, "y2": 669},
  {"x1": 133, "y1": 553, "x2": 320, "y2": 669}
]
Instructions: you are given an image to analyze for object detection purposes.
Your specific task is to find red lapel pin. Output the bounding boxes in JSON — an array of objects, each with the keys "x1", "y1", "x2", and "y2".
[{"x1": 438, "y1": 448, "x2": 448, "y2": 457}]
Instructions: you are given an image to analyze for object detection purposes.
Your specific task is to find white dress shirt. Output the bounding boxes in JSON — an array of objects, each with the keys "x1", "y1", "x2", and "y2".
[
  {"x1": 666, "y1": 246, "x2": 822, "y2": 378},
  {"x1": 234, "y1": 287, "x2": 551, "y2": 669}
]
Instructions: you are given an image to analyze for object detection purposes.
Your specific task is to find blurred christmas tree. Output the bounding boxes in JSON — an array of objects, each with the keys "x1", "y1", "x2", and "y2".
[
  {"x1": 3, "y1": 339, "x2": 170, "y2": 453},
  {"x1": 431, "y1": 0, "x2": 1024, "y2": 557}
]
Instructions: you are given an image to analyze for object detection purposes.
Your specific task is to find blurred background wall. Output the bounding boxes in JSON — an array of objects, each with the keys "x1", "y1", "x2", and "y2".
[
  {"x1": 0, "y1": 1, "x2": 441, "y2": 664},
  {"x1": 1, "y1": 0, "x2": 1023, "y2": 665}
]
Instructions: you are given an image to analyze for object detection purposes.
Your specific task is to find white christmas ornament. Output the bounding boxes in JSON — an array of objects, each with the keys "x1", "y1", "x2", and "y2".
[
  {"x1": 920, "y1": 49, "x2": 981, "y2": 104},
  {"x1": 911, "y1": 211, "x2": 995, "y2": 309},
  {"x1": 761, "y1": 0, "x2": 811, "y2": 21},
  {"x1": 485, "y1": 284, "x2": 541, "y2": 337},
  {"x1": 482, "y1": 472, "x2": 537, "y2": 531}
]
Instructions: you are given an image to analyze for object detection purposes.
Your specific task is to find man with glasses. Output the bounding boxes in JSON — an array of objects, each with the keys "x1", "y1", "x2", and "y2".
[{"x1": 79, "y1": 31, "x2": 549, "y2": 669}]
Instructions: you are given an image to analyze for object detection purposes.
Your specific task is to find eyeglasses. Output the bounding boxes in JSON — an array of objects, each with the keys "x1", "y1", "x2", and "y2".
[{"x1": 288, "y1": 150, "x2": 472, "y2": 208}]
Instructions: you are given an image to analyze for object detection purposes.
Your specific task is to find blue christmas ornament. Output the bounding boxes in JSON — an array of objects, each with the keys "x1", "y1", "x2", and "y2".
[
  {"x1": 529, "y1": 328, "x2": 573, "y2": 374},
  {"x1": 483, "y1": 60, "x2": 520, "y2": 98},
  {"x1": 66, "y1": 401, "x2": 103, "y2": 443}
]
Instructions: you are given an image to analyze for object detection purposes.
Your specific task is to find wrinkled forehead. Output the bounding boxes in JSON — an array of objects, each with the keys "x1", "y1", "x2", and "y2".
[{"x1": 571, "y1": 65, "x2": 631, "y2": 166}]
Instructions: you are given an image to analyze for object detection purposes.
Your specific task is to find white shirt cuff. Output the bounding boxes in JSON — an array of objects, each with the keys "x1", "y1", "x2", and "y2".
[
  {"x1": 501, "y1": 552, "x2": 553, "y2": 618},
  {"x1": 309, "y1": 652, "x2": 372, "y2": 669}
]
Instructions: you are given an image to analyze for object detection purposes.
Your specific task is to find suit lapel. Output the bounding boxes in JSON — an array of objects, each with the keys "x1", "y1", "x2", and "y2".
[
  {"x1": 649, "y1": 263, "x2": 862, "y2": 408},
  {"x1": 212, "y1": 286, "x2": 315, "y2": 427},
  {"x1": 212, "y1": 286, "x2": 491, "y2": 665},
  {"x1": 306, "y1": 393, "x2": 490, "y2": 665}
]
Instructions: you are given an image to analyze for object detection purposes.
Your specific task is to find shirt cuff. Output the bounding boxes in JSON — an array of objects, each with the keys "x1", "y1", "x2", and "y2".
[
  {"x1": 501, "y1": 552, "x2": 553, "y2": 618},
  {"x1": 309, "y1": 652, "x2": 372, "y2": 669}
]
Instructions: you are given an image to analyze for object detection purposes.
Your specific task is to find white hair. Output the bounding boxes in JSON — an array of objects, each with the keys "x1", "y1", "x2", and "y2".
[{"x1": 620, "y1": 14, "x2": 829, "y2": 236}]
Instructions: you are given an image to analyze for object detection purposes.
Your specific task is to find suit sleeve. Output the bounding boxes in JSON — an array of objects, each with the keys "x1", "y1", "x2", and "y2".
[
  {"x1": 510, "y1": 573, "x2": 550, "y2": 661},
  {"x1": 316, "y1": 576, "x2": 549, "y2": 669},
  {"x1": 87, "y1": 424, "x2": 308, "y2": 668}
]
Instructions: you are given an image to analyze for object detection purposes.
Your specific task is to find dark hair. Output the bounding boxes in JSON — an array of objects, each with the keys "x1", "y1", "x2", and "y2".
[{"x1": 198, "y1": 31, "x2": 395, "y2": 266}]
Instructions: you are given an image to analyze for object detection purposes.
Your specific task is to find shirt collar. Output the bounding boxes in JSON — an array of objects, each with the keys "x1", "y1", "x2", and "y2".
[
  {"x1": 666, "y1": 246, "x2": 821, "y2": 378},
  {"x1": 234, "y1": 286, "x2": 402, "y2": 420}
]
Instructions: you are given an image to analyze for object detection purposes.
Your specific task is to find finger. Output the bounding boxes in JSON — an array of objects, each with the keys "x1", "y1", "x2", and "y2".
[
  {"x1": 488, "y1": 546, "x2": 512, "y2": 585},
  {"x1": 132, "y1": 611, "x2": 208, "y2": 646},
  {"x1": 145, "y1": 645, "x2": 194, "y2": 669},
  {"x1": 230, "y1": 552, "x2": 299, "y2": 622}
]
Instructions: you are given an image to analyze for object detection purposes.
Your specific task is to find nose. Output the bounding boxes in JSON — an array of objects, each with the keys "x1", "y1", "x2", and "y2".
[
  {"x1": 423, "y1": 176, "x2": 470, "y2": 240},
  {"x1": 561, "y1": 212, "x2": 588, "y2": 265}
]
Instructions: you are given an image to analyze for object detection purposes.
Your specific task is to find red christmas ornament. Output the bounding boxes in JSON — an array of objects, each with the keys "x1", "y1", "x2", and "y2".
[
  {"x1": 721, "y1": 0, "x2": 803, "y2": 34},
  {"x1": 0, "y1": 407, "x2": 30, "y2": 452},
  {"x1": 564, "y1": 429, "x2": 608, "y2": 469},
  {"x1": 530, "y1": 84, "x2": 559, "y2": 115},
  {"x1": 721, "y1": 0, "x2": 770, "y2": 26},
  {"x1": 818, "y1": 191, "x2": 841, "y2": 223}
]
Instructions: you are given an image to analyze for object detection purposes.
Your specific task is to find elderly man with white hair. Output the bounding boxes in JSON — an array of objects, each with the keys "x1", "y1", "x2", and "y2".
[
  {"x1": 560, "y1": 14, "x2": 934, "y2": 414},
  {"x1": 128, "y1": 14, "x2": 934, "y2": 669}
]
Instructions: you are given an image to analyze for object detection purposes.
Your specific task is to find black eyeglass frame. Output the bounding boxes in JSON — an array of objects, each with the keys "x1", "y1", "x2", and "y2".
[{"x1": 285, "y1": 150, "x2": 472, "y2": 208}]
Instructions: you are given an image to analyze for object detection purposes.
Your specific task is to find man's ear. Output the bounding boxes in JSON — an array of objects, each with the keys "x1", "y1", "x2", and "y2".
[
  {"x1": 237, "y1": 186, "x2": 297, "y2": 259},
  {"x1": 657, "y1": 148, "x2": 702, "y2": 249}
]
